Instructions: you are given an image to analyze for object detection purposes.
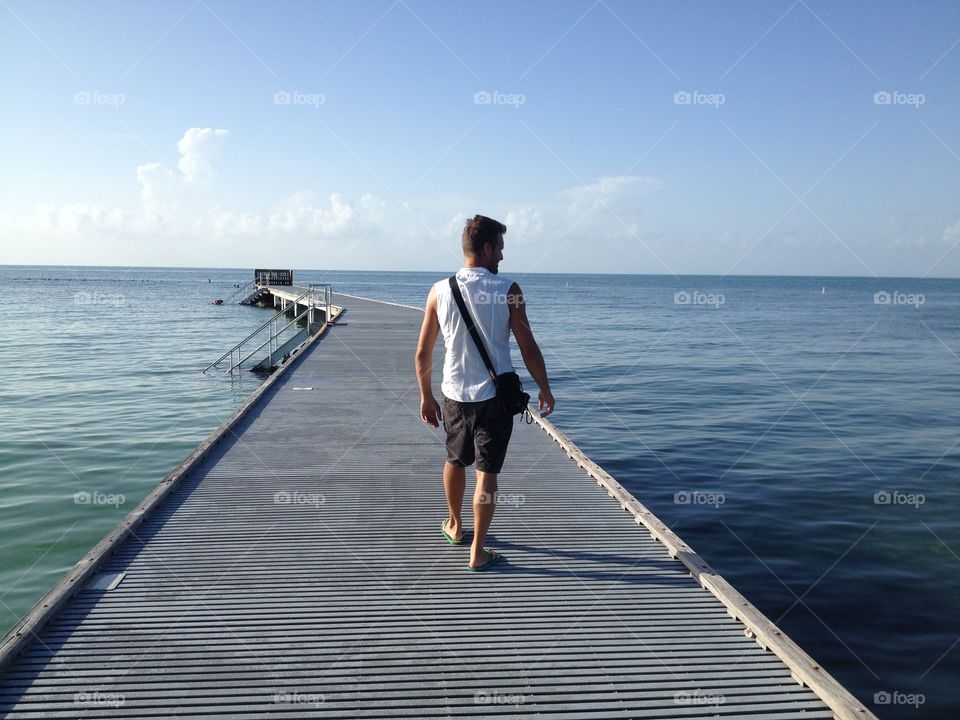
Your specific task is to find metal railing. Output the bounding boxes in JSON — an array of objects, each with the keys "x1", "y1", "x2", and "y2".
[
  {"x1": 204, "y1": 284, "x2": 333, "y2": 374},
  {"x1": 224, "y1": 280, "x2": 257, "y2": 304}
]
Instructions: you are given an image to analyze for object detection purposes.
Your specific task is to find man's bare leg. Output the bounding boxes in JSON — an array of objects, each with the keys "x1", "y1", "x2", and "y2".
[
  {"x1": 470, "y1": 470, "x2": 498, "y2": 567},
  {"x1": 443, "y1": 461, "x2": 466, "y2": 542}
]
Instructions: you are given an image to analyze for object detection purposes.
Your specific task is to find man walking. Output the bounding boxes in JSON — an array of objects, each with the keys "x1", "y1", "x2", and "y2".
[{"x1": 415, "y1": 215, "x2": 555, "y2": 571}]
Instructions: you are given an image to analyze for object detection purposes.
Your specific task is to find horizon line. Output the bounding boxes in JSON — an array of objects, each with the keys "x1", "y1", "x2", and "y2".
[{"x1": 1, "y1": 262, "x2": 958, "y2": 281}]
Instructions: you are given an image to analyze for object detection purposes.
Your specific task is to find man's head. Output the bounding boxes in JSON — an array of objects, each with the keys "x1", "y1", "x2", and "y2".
[{"x1": 462, "y1": 214, "x2": 506, "y2": 274}]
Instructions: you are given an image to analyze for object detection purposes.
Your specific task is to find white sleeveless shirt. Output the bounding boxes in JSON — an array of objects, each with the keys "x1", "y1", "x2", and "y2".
[{"x1": 433, "y1": 267, "x2": 515, "y2": 402}]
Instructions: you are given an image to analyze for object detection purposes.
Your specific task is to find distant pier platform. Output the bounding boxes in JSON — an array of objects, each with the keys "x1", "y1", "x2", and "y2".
[{"x1": 0, "y1": 291, "x2": 874, "y2": 719}]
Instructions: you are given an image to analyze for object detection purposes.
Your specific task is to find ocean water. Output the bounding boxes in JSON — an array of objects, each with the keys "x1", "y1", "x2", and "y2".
[{"x1": 1, "y1": 265, "x2": 958, "y2": 717}]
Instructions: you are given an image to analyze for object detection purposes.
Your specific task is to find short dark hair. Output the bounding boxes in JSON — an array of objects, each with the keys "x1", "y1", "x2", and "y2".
[{"x1": 462, "y1": 215, "x2": 506, "y2": 256}]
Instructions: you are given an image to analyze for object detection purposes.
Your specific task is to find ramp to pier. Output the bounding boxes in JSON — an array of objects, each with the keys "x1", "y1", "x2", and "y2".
[{"x1": 0, "y1": 293, "x2": 871, "y2": 718}]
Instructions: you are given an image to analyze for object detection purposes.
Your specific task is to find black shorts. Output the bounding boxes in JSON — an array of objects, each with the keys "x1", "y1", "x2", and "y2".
[{"x1": 442, "y1": 395, "x2": 514, "y2": 473}]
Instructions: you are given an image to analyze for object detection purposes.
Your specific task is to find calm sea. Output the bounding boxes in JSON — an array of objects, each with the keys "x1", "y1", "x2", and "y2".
[{"x1": 1, "y1": 265, "x2": 957, "y2": 717}]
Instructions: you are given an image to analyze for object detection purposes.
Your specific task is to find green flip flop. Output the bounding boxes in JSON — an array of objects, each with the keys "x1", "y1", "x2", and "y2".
[
  {"x1": 467, "y1": 548, "x2": 502, "y2": 572},
  {"x1": 441, "y1": 520, "x2": 464, "y2": 545}
]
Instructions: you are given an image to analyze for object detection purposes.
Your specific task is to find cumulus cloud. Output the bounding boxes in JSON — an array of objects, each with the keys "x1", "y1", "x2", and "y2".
[
  {"x1": 444, "y1": 212, "x2": 469, "y2": 241},
  {"x1": 136, "y1": 162, "x2": 179, "y2": 210},
  {"x1": 10, "y1": 143, "x2": 675, "y2": 271},
  {"x1": 136, "y1": 127, "x2": 228, "y2": 210},
  {"x1": 28, "y1": 128, "x2": 388, "y2": 247},
  {"x1": 36, "y1": 202, "x2": 131, "y2": 234},
  {"x1": 943, "y1": 219, "x2": 960, "y2": 242},
  {"x1": 505, "y1": 207, "x2": 544, "y2": 241},
  {"x1": 205, "y1": 191, "x2": 386, "y2": 239},
  {"x1": 559, "y1": 176, "x2": 663, "y2": 215},
  {"x1": 176, "y1": 128, "x2": 229, "y2": 184}
]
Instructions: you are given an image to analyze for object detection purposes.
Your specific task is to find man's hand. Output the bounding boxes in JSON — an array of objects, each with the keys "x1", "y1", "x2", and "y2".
[
  {"x1": 538, "y1": 388, "x2": 555, "y2": 418},
  {"x1": 420, "y1": 396, "x2": 442, "y2": 427},
  {"x1": 509, "y1": 282, "x2": 555, "y2": 419},
  {"x1": 415, "y1": 286, "x2": 441, "y2": 414}
]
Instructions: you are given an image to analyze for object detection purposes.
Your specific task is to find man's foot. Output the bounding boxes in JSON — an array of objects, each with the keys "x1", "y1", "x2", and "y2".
[
  {"x1": 467, "y1": 548, "x2": 501, "y2": 571},
  {"x1": 441, "y1": 518, "x2": 463, "y2": 545}
]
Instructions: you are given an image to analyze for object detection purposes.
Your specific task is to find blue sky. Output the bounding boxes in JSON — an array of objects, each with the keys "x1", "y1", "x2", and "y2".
[{"x1": 1, "y1": 0, "x2": 958, "y2": 276}]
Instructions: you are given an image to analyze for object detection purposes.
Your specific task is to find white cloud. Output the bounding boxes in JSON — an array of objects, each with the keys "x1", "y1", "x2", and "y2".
[
  {"x1": 505, "y1": 207, "x2": 544, "y2": 241},
  {"x1": 269, "y1": 192, "x2": 359, "y2": 236},
  {"x1": 136, "y1": 162, "x2": 179, "y2": 210},
  {"x1": 200, "y1": 193, "x2": 385, "y2": 241},
  {"x1": 559, "y1": 175, "x2": 663, "y2": 215},
  {"x1": 24, "y1": 129, "x2": 388, "y2": 248},
  {"x1": 943, "y1": 219, "x2": 960, "y2": 242},
  {"x1": 176, "y1": 128, "x2": 229, "y2": 185},
  {"x1": 136, "y1": 127, "x2": 228, "y2": 212},
  {"x1": 199, "y1": 191, "x2": 391, "y2": 243},
  {"x1": 6, "y1": 150, "x2": 678, "y2": 272},
  {"x1": 445, "y1": 213, "x2": 469, "y2": 241},
  {"x1": 36, "y1": 202, "x2": 131, "y2": 234}
]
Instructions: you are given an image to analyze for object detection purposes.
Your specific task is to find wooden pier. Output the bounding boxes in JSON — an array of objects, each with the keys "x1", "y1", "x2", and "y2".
[{"x1": 0, "y1": 292, "x2": 875, "y2": 719}]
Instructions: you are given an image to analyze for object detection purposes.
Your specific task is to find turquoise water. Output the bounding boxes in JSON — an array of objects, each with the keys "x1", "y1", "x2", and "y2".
[
  {"x1": 0, "y1": 265, "x2": 278, "y2": 639},
  {"x1": 1, "y1": 265, "x2": 958, "y2": 717}
]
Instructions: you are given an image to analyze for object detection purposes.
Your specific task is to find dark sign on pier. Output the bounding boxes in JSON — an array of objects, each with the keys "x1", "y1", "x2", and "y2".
[{"x1": 254, "y1": 268, "x2": 293, "y2": 286}]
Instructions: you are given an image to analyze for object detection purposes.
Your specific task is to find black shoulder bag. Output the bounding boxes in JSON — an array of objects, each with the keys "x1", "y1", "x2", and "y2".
[{"x1": 448, "y1": 276, "x2": 530, "y2": 416}]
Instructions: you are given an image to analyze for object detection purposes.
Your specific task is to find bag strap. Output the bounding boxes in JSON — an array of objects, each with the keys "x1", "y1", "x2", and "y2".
[{"x1": 448, "y1": 275, "x2": 497, "y2": 382}]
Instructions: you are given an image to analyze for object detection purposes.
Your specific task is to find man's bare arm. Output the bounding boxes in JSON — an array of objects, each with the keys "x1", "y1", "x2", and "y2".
[
  {"x1": 415, "y1": 286, "x2": 443, "y2": 427},
  {"x1": 508, "y1": 282, "x2": 555, "y2": 417}
]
